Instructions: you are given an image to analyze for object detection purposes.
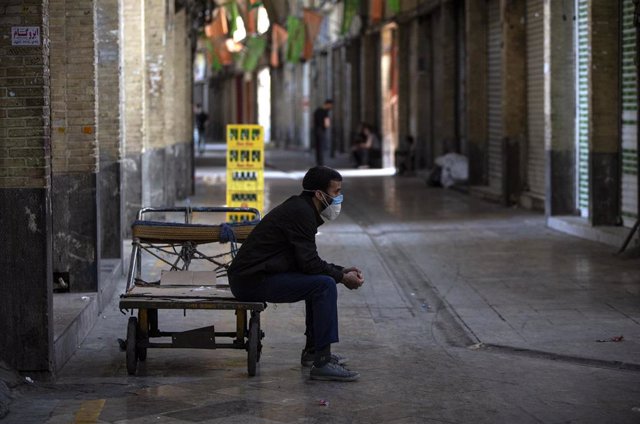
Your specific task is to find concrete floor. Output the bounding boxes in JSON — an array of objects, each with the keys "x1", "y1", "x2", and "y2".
[{"x1": 5, "y1": 146, "x2": 640, "y2": 423}]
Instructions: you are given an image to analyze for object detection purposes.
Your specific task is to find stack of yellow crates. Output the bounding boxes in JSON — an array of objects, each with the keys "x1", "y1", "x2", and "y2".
[{"x1": 225, "y1": 124, "x2": 264, "y2": 222}]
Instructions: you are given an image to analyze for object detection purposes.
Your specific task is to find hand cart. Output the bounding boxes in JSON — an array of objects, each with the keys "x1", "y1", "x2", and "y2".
[{"x1": 119, "y1": 206, "x2": 265, "y2": 376}]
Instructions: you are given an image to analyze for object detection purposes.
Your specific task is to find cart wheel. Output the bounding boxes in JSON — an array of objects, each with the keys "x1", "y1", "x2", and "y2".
[
  {"x1": 126, "y1": 317, "x2": 138, "y2": 375},
  {"x1": 136, "y1": 319, "x2": 147, "y2": 362},
  {"x1": 257, "y1": 329, "x2": 264, "y2": 363},
  {"x1": 137, "y1": 343, "x2": 147, "y2": 361},
  {"x1": 247, "y1": 315, "x2": 259, "y2": 377}
]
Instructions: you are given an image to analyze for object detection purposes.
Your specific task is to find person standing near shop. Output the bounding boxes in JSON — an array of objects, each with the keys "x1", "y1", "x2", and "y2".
[
  {"x1": 313, "y1": 99, "x2": 333, "y2": 166},
  {"x1": 194, "y1": 103, "x2": 208, "y2": 155}
]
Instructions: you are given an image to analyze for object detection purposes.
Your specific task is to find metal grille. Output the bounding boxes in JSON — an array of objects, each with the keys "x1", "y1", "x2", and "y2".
[
  {"x1": 576, "y1": 0, "x2": 590, "y2": 216},
  {"x1": 621, "y1": 0, "x2": 639, "y2": 227},
  {"x1": 487, "y1": 0, "x2": 503, "y2": 193},
  {"x1": 526, "y1": 0, "x2": 545, "y2": 198}
]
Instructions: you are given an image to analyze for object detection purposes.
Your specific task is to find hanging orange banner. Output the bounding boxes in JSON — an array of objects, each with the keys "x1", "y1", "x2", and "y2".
[
  {"x1": 270, "y1": 24, "x2": 288, "y2": 67},
  {"x1": 370, "y1": 0, "x2": 384, "y2": 23},
  {"x1": 303, "y1": 9, "x2": 323, "y2": 60}
]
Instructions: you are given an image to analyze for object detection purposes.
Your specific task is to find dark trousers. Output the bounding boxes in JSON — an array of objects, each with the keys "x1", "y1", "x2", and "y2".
[
  {"x1": 230, "y1": 272, "x2": 339, "y2": 350},
  {"x1": 352, "y1": 147, "x2": 370, "y2": 167},
  {"x1": 314, "y1": 128, "x2": 326, "y2": 166}
]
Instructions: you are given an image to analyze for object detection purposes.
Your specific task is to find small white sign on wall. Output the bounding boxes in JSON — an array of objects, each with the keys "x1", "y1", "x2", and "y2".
[{"x1": 11, "y1": 26, "x2": 41, "y2": 46}]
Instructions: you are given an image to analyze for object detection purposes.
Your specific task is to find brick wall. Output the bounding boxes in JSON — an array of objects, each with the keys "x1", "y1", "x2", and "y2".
[
  {"x1": 0, "y1": 1, "x2": 51, "y2": 189},
  {"x1": 50, "y1": 0, "x2": 97, "y2": 174},
  {"x1": 122, "y1": 0, "x2": 144, "y2": 156},
  {"x1": 96, "y1": 0, "x2": 120, "y2": 163},
  {"x1": 144, "y1": 0, "x2": 166, "y2": 151},
  {"x1": 175, "y1": 7, "x2": 192, "y2": 144},
  {"x1": 164, "y1": 1, "x2": 176, "y2": 147},
  {"x1": 96, "y1": 0, "x2": 122, "y2": 259}
]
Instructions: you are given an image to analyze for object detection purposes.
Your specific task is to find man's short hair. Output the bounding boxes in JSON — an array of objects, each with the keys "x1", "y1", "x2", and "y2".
[
  {"x1": 302, "y1": 166, "x2": 342, "y2": 192},
  {"x1": 324, "y1": 99, "x2": 333, "y2": 105}
]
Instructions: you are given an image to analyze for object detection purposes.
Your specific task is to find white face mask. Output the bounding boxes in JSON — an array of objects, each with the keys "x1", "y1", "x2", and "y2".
[
  {"x1": 320, "y1": 191, "x2": 343, "y2": 221},
  {"x1": 306, "y1": 190, "x2": 343, "y2": 221},
  {"x1": 321, "y1": 202, "x2": 341, "y2": 221}
]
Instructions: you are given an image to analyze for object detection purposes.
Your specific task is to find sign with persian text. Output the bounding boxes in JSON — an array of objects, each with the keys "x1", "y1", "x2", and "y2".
[{"x1": 11, "y1": 27, "x2": 40, "y2": 46}]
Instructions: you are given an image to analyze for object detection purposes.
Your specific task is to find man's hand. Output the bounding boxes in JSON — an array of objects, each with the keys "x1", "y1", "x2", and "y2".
[
  {"x1": 341, "y1": 270, "x2": 364, "y2": 290},
  {"x1": 343, "y1": 266, "x2": 362, "y2": 274}
]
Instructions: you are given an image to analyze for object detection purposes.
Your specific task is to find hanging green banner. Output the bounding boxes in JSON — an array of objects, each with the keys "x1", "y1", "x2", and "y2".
[
  {"x1": 341, "y1": 0, "x2": 360, "y2": 35},
  {"x1": 227, "y1": 0, "x2": 240, "y2": 33},
  {"x1": 387, "y1": 0, "x2": 400, "y2": 14},
  {"x1": 242, "y1": 36, "x2": 267, "y2": 72},
  {"x1": 205, "y1": 38, "x2": 222, "y2": 72},
  {"x1": 286, "y1": 16, "x2": 305, "y2": 63}
]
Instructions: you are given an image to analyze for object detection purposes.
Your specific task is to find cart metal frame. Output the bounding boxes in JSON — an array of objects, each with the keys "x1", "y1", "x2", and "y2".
[{"x1": 119, "y1": 206, "x2": 266, "y2": 376}]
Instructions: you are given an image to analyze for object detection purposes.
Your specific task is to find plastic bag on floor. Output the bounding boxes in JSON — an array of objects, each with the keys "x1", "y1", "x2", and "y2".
[{"x1": 434, "y1": 153, "x2": 468, "y2": 188}]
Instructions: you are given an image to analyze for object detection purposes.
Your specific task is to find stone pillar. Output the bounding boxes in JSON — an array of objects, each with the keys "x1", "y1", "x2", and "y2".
[
  {"x1": 142, "y1": 0, "x2": 167, "y2": 208},
  {"x1": 121, "y1": 0, "x2": 144, "y2": 234},
  {"x1": 0, "y1": 0, "x2": 54, "y2": 371},
  {"x1": 348, "y1": 40, "x2": 362, "y2": 142},
  {"x1": 465, "y1": 0, "x2": 488, "y2": 184},
  {"x1": 433, "y1": 2, "x2": 457, "y2": 155},
  {"x1": 174, "y1": 6, "x2": 193, "y2": 200},
  {"x1": 96, "y1": 0, "x2": 121, "y2": 259},
  {"x1": 589, "y1": 1, "x2": 620, "y2": 225},
  {"x1": 407, "y1": 20, "x2": 419, "y2": 144},
  {"x1": 361, "y1": 32, "x2": 378, "y2": 127},
  {"x1": 501, "y1": 0, "x2": 526, "y2": 204},
  {"x1": 544, "y1": 0, "x2": 576, "y2": 217},
  {"x1": 417, "y1": 15, "x2": 434, "y2": 167},
  {"x1": 163, "y1": 0, "x2": 177, "y2": 206},
  {"x1": 50, "y1": 0, "x2": 100, "y2": 292}
]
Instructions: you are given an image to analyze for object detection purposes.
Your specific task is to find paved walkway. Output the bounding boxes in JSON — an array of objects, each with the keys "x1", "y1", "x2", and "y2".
[{"x1": 5, "y1": 147, "x2": 640, "y2": 423}]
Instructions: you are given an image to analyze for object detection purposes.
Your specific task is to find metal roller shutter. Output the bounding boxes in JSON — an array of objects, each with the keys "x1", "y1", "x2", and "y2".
[
  {"x1": 576, "y1": 0, "x2": 590, "y2": 216},
  {"x1": 621, "y1": 0, "x2": 638, "y2": 227},
  {"x1": 487, "y1": 0, "x2": 503, "y2": 193},
  {"x1": 526, "y1": 0, "x2": 544, "y2": 198}
]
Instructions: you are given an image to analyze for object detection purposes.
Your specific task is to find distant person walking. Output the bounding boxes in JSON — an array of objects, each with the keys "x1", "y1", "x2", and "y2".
[
  {"x1": 194, "y1": 103, "x2": 208, "y2": 155},
  {"x1": 313, "y1": 99, "x2": 333, "y2": 166}
]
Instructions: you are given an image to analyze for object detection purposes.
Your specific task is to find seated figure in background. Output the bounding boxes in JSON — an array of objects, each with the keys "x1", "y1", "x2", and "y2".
[{"x1": 351, "y1": 123, "x2": 379, "y2": 168}]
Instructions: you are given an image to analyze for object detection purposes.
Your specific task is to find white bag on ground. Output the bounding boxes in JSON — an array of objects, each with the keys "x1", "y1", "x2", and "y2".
[{"x1": 434, "y1": 153, "x2": 468, "y2": 188}]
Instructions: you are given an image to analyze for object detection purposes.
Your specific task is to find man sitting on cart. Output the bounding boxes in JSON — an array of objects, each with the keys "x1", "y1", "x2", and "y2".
[{"x1": 228, "y1": 166, "x2": 364, "y2": 382}]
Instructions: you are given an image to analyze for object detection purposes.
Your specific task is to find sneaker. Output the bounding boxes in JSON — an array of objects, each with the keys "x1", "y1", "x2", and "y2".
[
  {"x1": 310, "y1": 362, "x2": 360, "y2": 382},
  {"x1": 301, "y1": 350, "x2": 348, "y2": 367}
]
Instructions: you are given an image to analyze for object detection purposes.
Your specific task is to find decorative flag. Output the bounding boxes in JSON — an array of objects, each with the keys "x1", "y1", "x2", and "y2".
[
  {"x1": 227, "y1": 0, "x2": 240, "y2": 33},
  {"x1": 244, "y1": 0, "x2": 261, "y2": 34},
  {"x1": 205, "y1": 9, "x2": 232, "y2": 67},
  {"x1": 370, "y1": 0, "x2": 383, "y2": 23},
  {"x1": 341, "y1": 0, "x2": 360, "y2": 35},
  {"x1": 286, "y1": 16, "x2": 305, "y2": 63},
  {"x1": 387, "y1": 0, "x2": 400, "y2": 14},
  {"x1": 205, "y1": 38, "x2": 223, "y2": 71},
  {"x1": 216, "y1": 41, "x2": 233, "y2": 65},
  {"x1": 302, "y1": 9, "x2": 323, "y2": 60},
  {"x1": 209, "y1": 9, "x2": 229, "y2": 38},
  {"x1": 270, "y1": 24, "x2": 288, "y2": 67},
  {"x1": 242, "y1": 36, "x2": 266, "y2": 72}
]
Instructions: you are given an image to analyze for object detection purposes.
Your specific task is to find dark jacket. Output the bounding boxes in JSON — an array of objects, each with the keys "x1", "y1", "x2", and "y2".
[{"x1": 228, "y1": 194, "x2": 344, "y2": 284}]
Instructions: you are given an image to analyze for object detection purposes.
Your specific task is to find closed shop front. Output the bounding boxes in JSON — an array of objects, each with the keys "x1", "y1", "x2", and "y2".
[
  {"x1": 487, "y1": 0, "x2": 503, "y2": 193},
  {"x1": 576, "y1": 0, "x2": 590, "y2": 216},
  {"x1": 621, "y1": 0, "x2": 639, "y2": 227},
  {"x1": 526, "y1": 0, "x2": 544, "y2": 200}
]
